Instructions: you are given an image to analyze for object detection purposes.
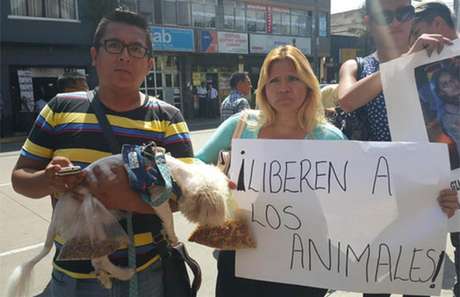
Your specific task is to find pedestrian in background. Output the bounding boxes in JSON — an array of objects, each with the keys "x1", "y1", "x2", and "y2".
[
  {"x1": 11, "y1": 9, "x2": 193, "y2": 297},
  {"x1": 57, "y1": 71, "x2": 89, "y2": 93},
  {"x1": 197, "y1": 81, "x2": 208, "y2": 118},
  {"x1": 220, "y1": 72, "x2": 251, "y2": 121},
  {"x1": 207, "y1": 81, "x2": 219, "y2": 118}
]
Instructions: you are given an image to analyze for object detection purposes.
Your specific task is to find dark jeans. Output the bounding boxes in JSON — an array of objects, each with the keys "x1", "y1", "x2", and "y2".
[
  {"x1": 216, "y1": 250, "x2": 327, "y2": 297},
  {"x1": 452, "y1": 232, "x2": 460, "y2": 297},
  {"x1": 198, "y1": 96, "x2": 207, "y2": 117}
]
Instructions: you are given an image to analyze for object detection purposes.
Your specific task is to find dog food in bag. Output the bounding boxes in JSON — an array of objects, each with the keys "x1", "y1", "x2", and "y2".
[
  {"x1": 188, "y1": 193, "x2": 256, "y2": 250},
  {"x1": 57, "y1": 191, "x2": 129, "y2": 260}
]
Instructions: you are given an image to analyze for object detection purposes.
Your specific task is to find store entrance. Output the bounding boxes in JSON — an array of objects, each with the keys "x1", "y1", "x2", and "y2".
[{"x1": 142, "y1": 56, "x2": 182, "y2": 110}]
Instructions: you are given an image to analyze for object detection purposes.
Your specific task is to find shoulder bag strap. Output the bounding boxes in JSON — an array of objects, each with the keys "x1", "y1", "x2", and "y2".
[
  {"x1": 231, "y1": 112, "x2": 248, "y2": 139},
  {"x1": 87, "y1": 90, "x2": 121, "y2": 154},
  {"x1": 87, "y1": 90, "x2": 138, "y2": 296},
  {"x1": 355, "y1": 57, "x2": 365, "y2": 80}
]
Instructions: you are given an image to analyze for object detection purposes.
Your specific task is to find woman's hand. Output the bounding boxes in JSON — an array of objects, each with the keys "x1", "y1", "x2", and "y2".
[
  {"x1": 407, "y1": 34, "x2": 453, "y2": 57},
  {"x1": 438, "y1": 189, "x2": 459, "y2": 218},
  {"x1": 45, "y1": 156, "x2": 85, "y2": 193}
]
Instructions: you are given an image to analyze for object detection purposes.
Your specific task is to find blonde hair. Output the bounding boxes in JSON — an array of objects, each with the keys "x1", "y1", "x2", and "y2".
[{"x1": 255, "y1": 45, "x2": 324, "y2": 133}]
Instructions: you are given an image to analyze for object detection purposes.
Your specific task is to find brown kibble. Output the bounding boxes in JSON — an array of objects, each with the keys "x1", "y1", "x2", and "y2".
[
  {"x1": 188, "y1": 219, "x2": 256, "y2": 250},
  {"x1": 58, "y1": 237, "x2": 129, "y2": 260}
]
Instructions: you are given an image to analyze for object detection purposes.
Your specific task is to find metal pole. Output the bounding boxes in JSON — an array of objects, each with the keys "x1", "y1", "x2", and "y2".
[{"x1": 153, "y1": 59, "x2": 158, "y2": 97}]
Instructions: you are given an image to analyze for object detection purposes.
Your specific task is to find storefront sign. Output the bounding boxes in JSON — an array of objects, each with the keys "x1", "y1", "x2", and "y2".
[
  {"x1": 267, "y1": 6, "x2": 272, "y2": 33},
  {"x1": 150, "y1": 26, "x2": 194, "y2": 52},
  {"x1": 200, "y1": 30, "x2": 218, "y2": 53},
  {"x1": 217, "y1": 32, "x2": 248, "y2": 54},
  {"x1": 17, "y1": 69, "x2": 34, "y2": 112},
  {"x1": 249, "y1": 34, "x2": 311, "y2": 55}
]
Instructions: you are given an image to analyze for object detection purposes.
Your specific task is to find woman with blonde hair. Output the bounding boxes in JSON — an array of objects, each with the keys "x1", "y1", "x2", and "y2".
[{"x1": 196, "y1": 44, "x2": 344, "y2": 296}]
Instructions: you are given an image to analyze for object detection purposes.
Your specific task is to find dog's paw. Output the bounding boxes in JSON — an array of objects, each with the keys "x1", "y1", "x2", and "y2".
[{"x1": 94, "y1": 270, "x2": 113, "y2": 289}]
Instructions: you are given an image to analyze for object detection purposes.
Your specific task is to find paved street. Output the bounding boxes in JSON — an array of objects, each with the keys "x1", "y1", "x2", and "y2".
[{"x1": 0, "y1": 129, "x2": 457, "y2": 297}]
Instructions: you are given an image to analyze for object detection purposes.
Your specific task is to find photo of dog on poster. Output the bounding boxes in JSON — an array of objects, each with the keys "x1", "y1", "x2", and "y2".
[{"x1": 414, "y1": 56, "x2": 460, "y2": 169}]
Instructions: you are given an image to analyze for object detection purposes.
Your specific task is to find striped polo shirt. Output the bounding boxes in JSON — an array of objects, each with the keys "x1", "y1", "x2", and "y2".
[{"x1": 21, "y1": 90, "x2": 194, "y2": 278}]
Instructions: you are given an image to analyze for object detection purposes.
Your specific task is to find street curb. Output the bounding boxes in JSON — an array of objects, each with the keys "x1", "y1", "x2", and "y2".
[{"x1": 0, "y1": 136, "x2": 26, "y2": 144}]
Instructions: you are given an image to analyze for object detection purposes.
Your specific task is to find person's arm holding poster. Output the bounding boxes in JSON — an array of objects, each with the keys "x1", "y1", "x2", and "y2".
[{"x1": 338, "y1": 34, "x2": 452, "y2": 113}]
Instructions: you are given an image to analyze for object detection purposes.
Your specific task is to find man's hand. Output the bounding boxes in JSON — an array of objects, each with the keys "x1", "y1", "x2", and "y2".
[
  {"x1": 84, "y1": 162, "x2": 154, "y2": 214},
  {"x1": 45, "y1": 156, "x2": 85, "y2": 193},
  {"x1": 407, "y1": 34, "x2": 453, "y2": 57}
]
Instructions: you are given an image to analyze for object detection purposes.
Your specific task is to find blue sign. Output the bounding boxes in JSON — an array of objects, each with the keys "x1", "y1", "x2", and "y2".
[{"x1": 150, "y1": 26, "x2": 194, "y2": 52}]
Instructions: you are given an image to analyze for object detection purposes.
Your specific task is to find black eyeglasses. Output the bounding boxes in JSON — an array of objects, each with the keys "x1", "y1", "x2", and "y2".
[
  {"x1": 370, "y1": 5, "x2": 415, "y2": 26},
  {"x1": 98, "y1": 39, "x2": 150, "y2": 59}
]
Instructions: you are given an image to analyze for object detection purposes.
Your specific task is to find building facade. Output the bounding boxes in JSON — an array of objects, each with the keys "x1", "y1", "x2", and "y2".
[
  {"x1": 0, "y1": 0, "x2": 331, "y2": 137},
  {"x1": 1, "y1": 0, "x2": 94, "y2": 137}
]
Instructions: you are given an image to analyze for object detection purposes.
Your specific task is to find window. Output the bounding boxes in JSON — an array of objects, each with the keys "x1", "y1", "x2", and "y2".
[
  {"x1": 163, "y1": 0, "x2": 177, "y2": 24},
  {"x1": 192, "y1": 0, "x2": 216, "y2": 28},
  {"x1": 118, "y1": 0, "x2": 137, "y2": 11},
  {"x1": 223, "y1": 2, "x2": 245, "y2": 31},
  {"x1": 271, "y1": 7, "x2": 290, "y2": 35},
  {"x1": 247, "y1": 4, "x2": 266, "y2": 33},
  {"x1": 291, "y1": 10, "x2": 311, "y2": 36},
  {"x1": 162, "y1": 0, "x2": 191, "y2": 26},
  {"x1": 177, "y1": 0, "x2": 191, "y2": 26},
  {"x1": 319, "y1": 12, "x2": 328, "y2": 37},
  {"x1": 9, "y1": 0, "x2": 77, "y2": 19},
  {"x1": 138, "y1": 0, "x2": 154, "y2": 24}
]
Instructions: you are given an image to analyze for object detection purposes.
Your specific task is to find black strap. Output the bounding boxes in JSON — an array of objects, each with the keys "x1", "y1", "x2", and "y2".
[
  {"x1": 87, "y1": 89, "x2": 121, "y2": 154},
  {"x1": 355, "y1": 56, "x2": 365, "y2": 80},
  {"x1": 158, "y1": 239, "x2": 202, "y2": 297}
]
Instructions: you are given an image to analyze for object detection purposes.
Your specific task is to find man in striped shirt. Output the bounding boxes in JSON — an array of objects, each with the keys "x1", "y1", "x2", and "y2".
[
  {"x1": 11, "y1": 9, "x2": 193, "y2": 297},
  {"x1": 220, "y1": 72, "x2": 252, "y2": 122}
]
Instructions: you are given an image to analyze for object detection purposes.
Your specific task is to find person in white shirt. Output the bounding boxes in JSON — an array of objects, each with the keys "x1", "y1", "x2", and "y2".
[
  {"x1": 197, "y1": 82, "x2": 208, "y2": 118},
  {"x1": 207, "y1": 82, "x2": 219, "y2": 118}
]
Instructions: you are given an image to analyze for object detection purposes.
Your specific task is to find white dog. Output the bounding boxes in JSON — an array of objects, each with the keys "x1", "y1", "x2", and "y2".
[{"x1": 6, "y1": 153, "x2": 230, "y2": 297}]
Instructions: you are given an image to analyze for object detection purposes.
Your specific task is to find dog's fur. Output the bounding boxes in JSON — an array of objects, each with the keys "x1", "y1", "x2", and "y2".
[{"x1": 6, "y1": 154, "x2": 229, "y2": 297}]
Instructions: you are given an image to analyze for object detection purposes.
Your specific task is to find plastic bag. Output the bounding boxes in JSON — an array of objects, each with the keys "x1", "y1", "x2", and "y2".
[
  {"x1": 188, "y1": 188, "x2": 256, "y2": 250},
  {"x1": 57, "y1": 189, "x2": 128, "y2": 260}
]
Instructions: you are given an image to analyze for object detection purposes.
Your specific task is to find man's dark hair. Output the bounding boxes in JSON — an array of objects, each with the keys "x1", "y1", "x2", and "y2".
[
  {"x1": 229, "y1": 72, "x2": 249, "y2": 89},
  {"x1": 57, "y1": 72, "x2": 87, "y2": 93},
  {"x1": 93, "y1": 9, "x2": 153, "y2": 57},
  {"x1": 414, "y1": 1, "x2": 456, "y2": 29}
]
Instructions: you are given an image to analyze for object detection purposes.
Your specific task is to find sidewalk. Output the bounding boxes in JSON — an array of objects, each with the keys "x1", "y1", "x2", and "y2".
[{"x1": 0, "y1": 117, "x2": 221, "y2": 153}]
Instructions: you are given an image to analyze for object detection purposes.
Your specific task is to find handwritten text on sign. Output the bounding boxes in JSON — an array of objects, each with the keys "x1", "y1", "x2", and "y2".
[{"x1": 230, "y1": 140, "x2": 450, "y2": 295}]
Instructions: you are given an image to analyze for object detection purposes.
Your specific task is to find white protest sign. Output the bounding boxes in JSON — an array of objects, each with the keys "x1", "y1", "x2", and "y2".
[
  {"x1": 230, "y1": 139, "x2": 450, "y2": 295},
  {"x1": 381, "y1": 39, "x2": 460, "y2": 231}
]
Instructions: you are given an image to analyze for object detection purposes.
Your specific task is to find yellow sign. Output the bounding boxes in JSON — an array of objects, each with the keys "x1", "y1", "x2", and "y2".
[
  {"x1": 340, "y1": 48, "x2": 357, "y2": 63},
  {"x1": 192, "y1": 72, "x2": 204, "y2": 86}
]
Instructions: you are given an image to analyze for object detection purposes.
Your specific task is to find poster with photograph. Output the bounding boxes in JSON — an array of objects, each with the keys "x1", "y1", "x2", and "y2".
[
  {"x1": 381, "y1": 39, "x2": 460, "y2": 231},
  {"x1": 414, "y1": 56, "x2": 460, "y2": 169},
  {"x1": 382, "y1": 39, "x2": 460, "y2": 168}
]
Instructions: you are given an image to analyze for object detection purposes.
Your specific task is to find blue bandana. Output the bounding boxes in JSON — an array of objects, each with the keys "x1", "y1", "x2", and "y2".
[{"x1": 122, "y1": 142, "x2": 173, "y2": 207}]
